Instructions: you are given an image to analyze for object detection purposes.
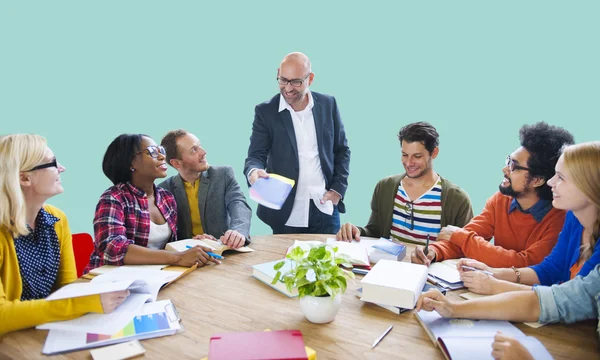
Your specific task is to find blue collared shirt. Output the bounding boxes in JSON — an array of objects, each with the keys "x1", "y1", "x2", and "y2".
[
  {"x1": 534, "y1": 264, "x2": 600, "y2": 340},
  {"x1": 508, "y1": 198, "x2": 553, "y2": 223}
]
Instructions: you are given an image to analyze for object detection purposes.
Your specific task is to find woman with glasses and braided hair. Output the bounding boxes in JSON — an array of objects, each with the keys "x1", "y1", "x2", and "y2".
[{"x1": 85, "y1": 134, "x2": 218, "y2": 273}]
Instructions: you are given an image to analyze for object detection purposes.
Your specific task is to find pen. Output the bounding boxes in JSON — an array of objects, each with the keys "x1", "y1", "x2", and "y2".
[
  {"x1": 185, "y1": 245, "x2": 225, "y2": 260},
  {"x1": 352, "y1": 268, "x2": 369, "y2": 275},
  {"x1": 372, "y1": 325, "x2": 393, "y2": 348},
  {"x1": 424, "y1": 234, "x2": 430, "y2": 256},
  {"x1": 206, "y1": 251, "x2": 225, "y2": 260},
  {"x1": 461, "y1": 265, "x2": 494, "y2": 276}
]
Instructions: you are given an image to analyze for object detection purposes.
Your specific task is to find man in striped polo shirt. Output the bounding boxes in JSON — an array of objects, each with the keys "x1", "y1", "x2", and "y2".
[{"x1": 336, "y1": 122, "x2": 473, "y2": 248}]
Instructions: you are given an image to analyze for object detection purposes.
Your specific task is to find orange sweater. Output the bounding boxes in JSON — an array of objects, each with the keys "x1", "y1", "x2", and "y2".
[{"x1": 430, "y1": 192, "x2": 565, "y2": 268}]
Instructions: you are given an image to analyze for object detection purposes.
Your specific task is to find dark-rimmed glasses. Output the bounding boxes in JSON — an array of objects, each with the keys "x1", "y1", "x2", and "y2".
[
  {"x1": 505, "y1": 155, "x2": 531, "y2": 172},
  {"x1": 133, "y1": 145, "x2": 166, "y2": 159},
  {"x1": 277, "y1": 73, "x2": 310, "y2": 87},
  {"x1": 26, "y1": 159, "x2": 58, "y2": 172}
]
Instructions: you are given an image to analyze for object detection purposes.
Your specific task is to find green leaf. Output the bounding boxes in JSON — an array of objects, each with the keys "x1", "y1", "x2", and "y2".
[
  {"x1": 272, "y1": 242, "x2": 353, "y2": 298},
  {"x1": 271, "y1": 271, "x2": 282, "y2": 285}
]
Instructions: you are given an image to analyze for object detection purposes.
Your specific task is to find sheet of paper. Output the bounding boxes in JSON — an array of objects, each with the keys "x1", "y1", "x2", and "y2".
[
  {"x1": 91, "y1": 267, "x2": 180, "y2": 301},
  {"x1": 46, "y1": 280, "x2": 135, "y2": 301},
  {"x1": 37, "y1": 293, "x2": 151, "y2": 335},
  {"x1": 310, "y1": 191, "x2": 333, "y2": 215},
  {"x1": 429, "y1": 262, "x2": 462, "y2": 284}
]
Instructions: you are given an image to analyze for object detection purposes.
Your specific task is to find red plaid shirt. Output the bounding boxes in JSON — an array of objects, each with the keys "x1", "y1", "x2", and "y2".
[{"x1": 84, "y1": 182, "x2": 178, "y2": 273}]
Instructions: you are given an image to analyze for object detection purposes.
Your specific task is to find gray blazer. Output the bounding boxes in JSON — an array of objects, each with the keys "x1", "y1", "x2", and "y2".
[{"x1": 158, "y1": 166, "x2": 252, "y2": 243}]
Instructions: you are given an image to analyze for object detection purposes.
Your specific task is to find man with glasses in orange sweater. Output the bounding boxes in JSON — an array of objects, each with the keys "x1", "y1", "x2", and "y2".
[{"x1": 412, "y1": 122, "x2": 574, "y2": 268}]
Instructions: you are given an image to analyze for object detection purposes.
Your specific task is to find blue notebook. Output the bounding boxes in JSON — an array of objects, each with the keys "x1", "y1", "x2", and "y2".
[{"x1": 372, "y1": 240, "x2": 406, "y2": 256}]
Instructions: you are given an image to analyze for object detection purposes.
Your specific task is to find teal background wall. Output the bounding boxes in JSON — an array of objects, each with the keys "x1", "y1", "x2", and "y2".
[{"x1": 1, "y1": 2, "x2": 598, "y2": 237}]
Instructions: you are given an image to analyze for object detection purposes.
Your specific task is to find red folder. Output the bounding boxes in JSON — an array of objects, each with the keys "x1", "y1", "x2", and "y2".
[{"x1": 208, "y1": 330, "x2": 308, "y2": 360}]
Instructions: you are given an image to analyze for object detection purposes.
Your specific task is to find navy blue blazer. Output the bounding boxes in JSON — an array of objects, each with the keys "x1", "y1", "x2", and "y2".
[{"x1": 243, "y1": 91, "x2": 351, "y2": 229}]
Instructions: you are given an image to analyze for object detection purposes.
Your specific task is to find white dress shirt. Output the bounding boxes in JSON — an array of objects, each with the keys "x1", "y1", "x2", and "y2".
[{"x1": 278, "y1": 91, "x2": 329, "y2": 227}]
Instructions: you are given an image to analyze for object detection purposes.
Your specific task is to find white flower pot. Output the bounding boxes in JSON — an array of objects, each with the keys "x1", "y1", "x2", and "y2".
[{"x1": 298, "y1": 294, "x2": 342, "y2": 324}]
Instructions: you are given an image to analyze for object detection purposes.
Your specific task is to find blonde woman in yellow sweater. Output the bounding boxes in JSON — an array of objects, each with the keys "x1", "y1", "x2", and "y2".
[{"x1": 0, "y1": 134, "x2": 129, "y2": 336}]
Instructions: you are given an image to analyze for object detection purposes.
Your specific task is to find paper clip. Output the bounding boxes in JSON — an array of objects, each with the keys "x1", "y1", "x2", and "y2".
[{"x1": 165, "y1": 302, "x2": 181, "y2": 323}]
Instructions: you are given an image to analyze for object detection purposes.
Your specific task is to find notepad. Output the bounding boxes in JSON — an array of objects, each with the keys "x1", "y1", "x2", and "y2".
[
  {"x1": 165, "y1": 238, "x2": 254, "y2": 255},
  {"x1": 249, "y1": 174, "x2": 295, "y2": 210},
  {"x1": 429, "y1": 261, "x2": 462, "y2": 284}
]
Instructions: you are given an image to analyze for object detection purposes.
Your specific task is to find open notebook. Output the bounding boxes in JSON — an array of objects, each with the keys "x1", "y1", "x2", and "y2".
[
  {"x1": 166, "y1": 238, "x2": 254, "y2": 256},
  {"x1": 38, "y1": 267, "x2": 185, "y2": 335},
  {"x1": 289, "y1": 240, "x2": 370, "y2": 268},
  {"x1": 415, "y1": 310, "x2": 552, "y2": 360}
]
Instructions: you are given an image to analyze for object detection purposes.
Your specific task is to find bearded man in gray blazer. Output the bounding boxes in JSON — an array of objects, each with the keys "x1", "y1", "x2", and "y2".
[{"x1": 159, "y1": 129, "x2": 251, "y2": 248}]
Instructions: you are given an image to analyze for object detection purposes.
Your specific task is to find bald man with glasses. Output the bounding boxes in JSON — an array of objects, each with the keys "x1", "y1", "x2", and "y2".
[{"x1": 244, "y1": 52, "x2": 351, "y2": 234}]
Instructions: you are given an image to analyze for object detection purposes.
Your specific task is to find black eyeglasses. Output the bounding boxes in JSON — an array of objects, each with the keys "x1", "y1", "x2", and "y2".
[
  {"x1": 505, "y1": 155, "x2": 531, "y2": 172},
  {"x1": 277, "y1": 73, "x2": 310, "y2": 87},
  {"x1": 26, "y1": 159, "x2": 58, "y2": 172},
  {"x1": 133, "y1": 145, "x2": 166, "y2": 159},
  {"x1": 404, "y1": 201, "x2": 415, "y2": 230}
]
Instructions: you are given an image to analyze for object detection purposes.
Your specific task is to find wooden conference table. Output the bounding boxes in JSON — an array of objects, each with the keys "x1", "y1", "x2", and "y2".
[{"x1": 0, "y1": 234, "x2": 598, "y2": 359}]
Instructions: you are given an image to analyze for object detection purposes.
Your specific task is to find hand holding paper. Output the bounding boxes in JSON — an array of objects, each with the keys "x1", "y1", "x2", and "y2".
[{"x1": 249, "y1": 174, "x2": 295, "y2": 210}]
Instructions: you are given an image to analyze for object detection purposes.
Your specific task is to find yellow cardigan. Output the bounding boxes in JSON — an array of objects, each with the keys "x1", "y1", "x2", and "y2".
[{"x1": 0, "y1": 204, "x2": 103, "y2": 336}]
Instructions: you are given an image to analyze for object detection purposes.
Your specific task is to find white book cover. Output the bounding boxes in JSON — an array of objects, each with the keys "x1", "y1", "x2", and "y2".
[{"x1": 359, "y1": 260, "x2": 428, "y2": 309}]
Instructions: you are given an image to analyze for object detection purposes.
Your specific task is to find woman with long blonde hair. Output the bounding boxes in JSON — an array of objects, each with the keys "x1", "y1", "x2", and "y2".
[{"x1": 0, "y1": 134, "x2": 129, "y2": 335}]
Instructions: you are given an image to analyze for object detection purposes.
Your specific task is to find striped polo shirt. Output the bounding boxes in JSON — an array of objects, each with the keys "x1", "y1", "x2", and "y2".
[{"x1": 390, "y1": 177, "x2": 442, "y2": 245}]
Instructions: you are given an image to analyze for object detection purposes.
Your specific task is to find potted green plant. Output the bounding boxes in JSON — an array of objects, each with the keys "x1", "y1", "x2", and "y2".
[{"x1": 272, "y1": 243, "x2": 355, "y2": 324}]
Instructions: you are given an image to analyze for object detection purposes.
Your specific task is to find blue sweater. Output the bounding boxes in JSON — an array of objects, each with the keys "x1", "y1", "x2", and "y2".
[{"x1": 531, "y1": 211, "x2": 600, "y2": 285}]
